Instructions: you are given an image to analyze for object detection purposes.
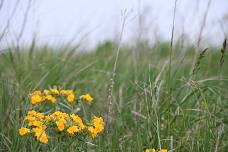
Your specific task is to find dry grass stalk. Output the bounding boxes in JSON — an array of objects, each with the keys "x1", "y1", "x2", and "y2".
[
  {"x1": 220, "y1": 38, "x2": 227, "y2": 68},
  {"x1": 192, "y1": 48, "x2": 208, "y2": 75}
]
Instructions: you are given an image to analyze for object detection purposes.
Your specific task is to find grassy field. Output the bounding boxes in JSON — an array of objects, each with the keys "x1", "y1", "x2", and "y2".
[{"x1": 0, "y1": 41, "x2": 227, "y2": 152}]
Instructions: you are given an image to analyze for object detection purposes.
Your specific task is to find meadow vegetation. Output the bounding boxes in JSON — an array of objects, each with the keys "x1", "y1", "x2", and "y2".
[{"x1": 0, "y1": 40, "x2": 227, "y2": 151}]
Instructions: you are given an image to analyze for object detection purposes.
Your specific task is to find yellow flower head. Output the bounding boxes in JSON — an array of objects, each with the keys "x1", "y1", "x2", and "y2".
[
  {"x1": 35, "y1": 112, "x2": 44, "y2": 119},
  {"x1": 80, "y1": 93, "x2": 93, "y2": 104},
  {"x1": 32, "y1": 121, "x2": 43, "y2": 128},
  {"x1": 50, "y1": 89, "x2": 59, "y2": 95},
  {"x1": 39, "y1": 132, "x2": 48, "y2": 144},
  {"x1": 32, "y1": 90, "x2": 42, "y2": 95},
  {"x1": 19, "y1": 127, "x2": 30, "y2": 136},
  {"x1": 145, "y1": 149, "x2": 156, "y2": 152},
  {"x1": 56, "y1": 118, "x2": 67, "y2": 131},
  {"x1": 31, "y1": 95, "x2": 43, "y2": 104},
  {"x1": 44, "y1": 89, "x2": 50, "y2": 95},
  {"x1": 67, "y1": 126, "x2": 80, "y2": 134},
  {"x1": 27, "y1": 110, "x2": 37, "y2": 116},
  {"x1": 70, "y1": 114, "x2": 86, "y2": 130},
  {"x1": 159, "y1": 149, "x2": 167, "y2": 152},
  {"x1": 93, "y1": 116, "x2": 104, "y2": 131},
  {"x1": 88, "y1": 126, "x2": 98, "y2": 138},
  {"x1": 88, "y1": 116, "x2": 104, "y2": 138},
  {"x1": 67, "y1": 94, "x2": 75, "y2": 103},
  {"x1": 25, "y1": 115, "x2": 36, "y2": 124},
  {"x1": 45, "y1": 95, "x2": 56, "y2": 103},
  {"x1": 60, "y1": 89, "x2": 73, "y2": 95},
  {"x1": 45, "y1": 115, "x2": 52, "y2": 122},
  {"x1": 33, "y1": 127, "x2": 48, "y2": 144}
]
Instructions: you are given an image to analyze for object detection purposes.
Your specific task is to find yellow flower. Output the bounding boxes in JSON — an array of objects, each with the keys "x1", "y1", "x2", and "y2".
[
  {"x1": 60, "y1": 89, "x2": 74, "y2": 95},
  {"x1": 80, "y1": 93, "x2": 93, "y2": 104},
  {"x1": 159, "y1": 149, "x2": 167, "y2": 152},
  {"x1": 56, "y1": 118, "x2": 67, "y2": 131},
  {"x1": 88, "y1": 116, "x2": 104, "y2": 138},
  {"x1": 45, "y1": 115, "x2": 52, "y2": 122},
  {"x1": 44, "y1": 89, "x2": 50, "y2": 95},
  {"x1": 31, "y1": 95, "x2": 43, "y2": 104},
  {"x1": 19, "y1": 127, "x2": 30, "y2": 136},
  {"x1": 60, "y1": 90, "x2": 67, "y2": 95},
  {"x1": 25, "y1": 115, "x2": 36, "y2": 125},
  {"x1": 67, "y1": 126, "x2": 80, "y2": 134},
  {"x1": 35, "y1": 112, "x2": 44, "y2": 119},
  {"x1": 45, "y1": 95, "x2": 56, "y2": 103},
  {"x1": 93, "y1": 116, "x2": 104, "y2": 131},
  {"x1": 39, "y1": 132, "x2": 48, "y2": 144},
  {"x1": 50, "y1": 89, "x2": 59, "y2": 95},
  {"x1": 29, "y1": 123, "x2": 47, "y2": 130},
  {"x1": 52, "y1": 111, "x2": 61, "y2": 116},
  {"x1": 70, "y1": 114, "x2": 86, "y2": 130},
  {"x1": 32, "y1": 90, "x2": 42, "y2": 95},
  {"x1": 33, "y1": 127, "x2": 48, "y2": 144},
  {"x1": 27, "y1": 110, "x2": 37, "y2": 116},
  {"x1": 145, "y1": 149, "x2": 156, "y2": 152},
  {"x1": 33, "y1": 127, "x2": 41, "y2": 137},
  {"x1": 67, "y1": 94, "x2": 75, "y2": 103},
  {"x1": 51, "y1": 111, "x2": 69, "y2": 120},
  {"x1": 66, "y1": 90, "x2": 73, "y2": 95},
  {"x1": 88, "y1": 126, "x2": 98, "y2": 138}
]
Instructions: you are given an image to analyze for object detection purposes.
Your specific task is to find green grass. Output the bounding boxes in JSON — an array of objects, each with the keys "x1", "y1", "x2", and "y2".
[{"x1": 0, "y1": 41, "x2": 227, "y2": 151}]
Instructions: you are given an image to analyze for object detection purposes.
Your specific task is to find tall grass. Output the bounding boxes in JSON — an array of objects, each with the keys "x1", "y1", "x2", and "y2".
[{"x1": 0, "y1": 40, "x2": 227, "y2": 151}]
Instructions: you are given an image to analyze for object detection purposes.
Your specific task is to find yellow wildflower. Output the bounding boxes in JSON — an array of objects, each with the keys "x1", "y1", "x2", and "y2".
[
  {"x1": 44, "y1": 89, "x2": 50, "y2": 95},
  {"x1": 87, "y1": 126, "x2": 97, "y2": 138},
  {"x1": 27, "y1": 110, "x2": 37, "y2": 116},
  {"x1": 39, "y1": 132, "x2": 48, "y2": 144},
  {"x1": 67, "y1": 94, "x2": 75, "y2": 103},
  {"x1": 56, "y1": 118, "x2": 67, "y2": 131},
  {"x1": 159, "y1": 149, "x2": 167, "y2": 152},
  {"x1": 19, "y1": 127, "x2": 30, "y2": 136},
  {"x1": 45, "y1": 115, "x2": 52, "y2": 122},
  {"x1": 60, "y1": 89, "x2": 73, "y2": 95},
  {"x1": 25, "y1": 115, "x2": 36, "y2": 124},
  {"x1": 145, "y1": 149, "x2": 156, "y2": 152},
  {"x1": 88, "y1": 116, "x2": 104, "y2": 138},
  {"x1": 70, "y1": 114, "x2": 86, "y2": 130},
  {"x1": 32, "y1": 90, "x2": 42, "y2": 95},
  {"x1": 93, "y1": 116, "x2": 104, "y2": 132},
  {"x1": 31, "y1": 95, "x2": 43, "y2": 104},
  {"x1": 31, "y1": 121, "x2": 43, "y2": 128},
  {"x1": 80, "y1": 93, "x2": 93, "y2": 104},
  {"x1": 50, "y1": 89, "x2": 59, "y2": 95},
  {"x1": 60, "y1": 90, "x2": 67, "y2": 95},
  {"x1": 67, "y1": 126, "x2": 80, "y2": 134},
  {"x1": 66, "y1": 90, "x2": 73, "y2": 95},
  {"x1": 33, "y1": 127, "x2": 48, "y2": 144},
  {"x1": 52, "y1": 111, "x2": 61, "y2": 116},
  {"x1": 35, "y1": 112, "x2": 44, "y2": 119},
  {"x1": 45, "y1": 95, "x2": 56, "y2": 103}
]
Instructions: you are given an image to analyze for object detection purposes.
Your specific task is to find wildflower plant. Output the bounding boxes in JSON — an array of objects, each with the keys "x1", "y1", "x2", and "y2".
[
  {"x1": 18, "y1": 87, "x2": 104, "y2": 151},
  {"x1": 145, "y1": 148, "x2": 167, "y2": 152}
]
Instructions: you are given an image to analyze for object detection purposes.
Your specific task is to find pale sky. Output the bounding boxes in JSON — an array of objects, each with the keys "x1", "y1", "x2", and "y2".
[{"x1": 1, "y1": 0, "x2": 228, "y2": 48}]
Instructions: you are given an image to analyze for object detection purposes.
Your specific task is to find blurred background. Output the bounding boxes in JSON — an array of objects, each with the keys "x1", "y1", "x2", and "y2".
[{"x1": 0, "y1": 0, "x2": 228, "y2": 48}]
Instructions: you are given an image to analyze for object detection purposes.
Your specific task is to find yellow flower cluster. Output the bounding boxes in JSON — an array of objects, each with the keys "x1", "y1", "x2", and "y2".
[
  {"x1": 19, "y1": 87, "x2": 102, "y2": 144},
  {"x1": 30, "y1": 89, "x2": 94, "y2": 105},
  {"x1": 145, "y1": 149, "x2": 167, "y2": 152},
  {"x1": 19, "y1": 127, "x2": 30, "y2": 136},
  {"x1": 31, "y1": 89, "x2": 75, "y2": 105},
  {"x1": 19, "y1": 110, "x2": 48, "y2": 143},
  {"x1": 80, "y1": 93, "x2": 93, "y2": 104},
  {"x1": 19, "y1": 110, "x2": 104, "y2": 144},
  {"x1": 88, "y1": 116, "x2": 105, "y2": 138}
]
